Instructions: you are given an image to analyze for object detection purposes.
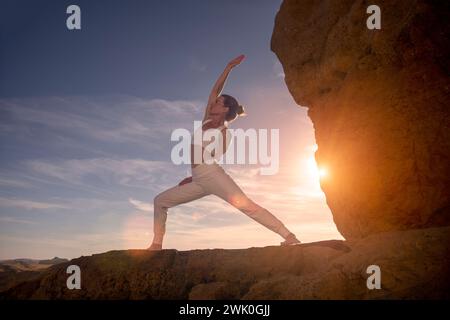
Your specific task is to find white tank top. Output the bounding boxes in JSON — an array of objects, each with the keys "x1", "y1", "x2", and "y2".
[{"x1": 191, "y1": 119, "x2": 232, "y2": 164}]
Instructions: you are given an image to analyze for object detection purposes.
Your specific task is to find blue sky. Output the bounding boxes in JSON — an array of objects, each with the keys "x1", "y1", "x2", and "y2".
[{"x1": 0, "y1": 0, "x2": 342, "y2": 260}]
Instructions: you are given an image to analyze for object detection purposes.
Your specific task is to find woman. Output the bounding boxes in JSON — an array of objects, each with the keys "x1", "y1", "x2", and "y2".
[{"x1": 148, "y1": 55, "x2": 301, "y2": 250}]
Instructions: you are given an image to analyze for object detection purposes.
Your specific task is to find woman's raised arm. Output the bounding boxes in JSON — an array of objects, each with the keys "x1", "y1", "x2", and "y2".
[{"x1": 203, "y1": 55, "x2": 245, "y2": 121}]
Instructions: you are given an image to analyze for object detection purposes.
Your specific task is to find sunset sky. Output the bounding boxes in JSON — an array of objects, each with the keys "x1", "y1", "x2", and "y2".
[{"x1": 0, "y1": 0, "x2": 343, "y2": 260}]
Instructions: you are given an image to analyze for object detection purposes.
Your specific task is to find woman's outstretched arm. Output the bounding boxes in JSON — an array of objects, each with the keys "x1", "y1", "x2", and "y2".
[{"x1": 203, "y1": 55, "x2": 245, "y2": 121}]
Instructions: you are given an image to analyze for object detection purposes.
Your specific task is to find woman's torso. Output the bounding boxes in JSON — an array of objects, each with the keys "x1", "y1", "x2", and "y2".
[{"x1": 190, "y1": 119, "x2": 231, "y2": 169}]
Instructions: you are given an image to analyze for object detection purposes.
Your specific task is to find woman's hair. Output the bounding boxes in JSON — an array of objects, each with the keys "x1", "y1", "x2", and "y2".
[{"x1": 221, "y1": 94, "x2": 246, "y2": 122}]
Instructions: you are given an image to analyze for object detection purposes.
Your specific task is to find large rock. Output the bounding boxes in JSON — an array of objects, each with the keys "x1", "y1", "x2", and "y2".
[
  {"x1": 271, "y1": 0, "x2": 450, "y2": 239},
  {"x1": 1, "y1": 227, "x2": 449, "y2": 299}
]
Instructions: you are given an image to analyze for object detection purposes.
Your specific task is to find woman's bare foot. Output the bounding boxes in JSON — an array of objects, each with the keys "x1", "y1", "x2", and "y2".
[
  {"x1": 280, "y1": 233, "x2": 301, "y2": 246},
  {"x1": 147, "y1": 243, "x2": 162, "y2": 251}
]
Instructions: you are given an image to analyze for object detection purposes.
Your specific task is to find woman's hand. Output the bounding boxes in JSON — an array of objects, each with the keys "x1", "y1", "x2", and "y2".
[
  {"x1": 227, "y1": 54, "x2": 245, "y2": 69},
  {"x1": 178, "y1": 176, "x2": 193, "y2": 186}
]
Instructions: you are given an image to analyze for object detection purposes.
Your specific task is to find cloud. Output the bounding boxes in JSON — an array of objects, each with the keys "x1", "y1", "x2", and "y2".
[
  {"x1": 0, "y1": 197, "x2": 69, "y2": 210},
  {"x1": 0, "y1": 177, "x2": 35, "y2": 189},
  {"x1": 0, "y1": 216, "x2": 38, "y2": 225},
  {"x1": 129, "y1": 197, "x2": 154, "y2": 212},
  {"x1": 0, "y1": 95, "x2": 204, "y2": 150},
  {"x1": 22, "y1": 157, "x2": 181, "y2": 194}
]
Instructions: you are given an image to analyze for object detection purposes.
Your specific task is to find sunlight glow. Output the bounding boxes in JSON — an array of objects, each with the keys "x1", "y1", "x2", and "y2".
[
  {"x1": 306, "y1": 157, "x2": 327, "y2": 180},
  {"x1": 318, "y1": 167, "x2": 328, "y2": 178}
]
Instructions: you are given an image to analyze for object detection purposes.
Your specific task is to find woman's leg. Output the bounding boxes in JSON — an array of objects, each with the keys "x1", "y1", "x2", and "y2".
[
  {"x1": 151, "y1": 181, "x2": 208, "y2": 248},
  {"x1": 205, "y1": 169, "x2": 294, "y2": 240}
]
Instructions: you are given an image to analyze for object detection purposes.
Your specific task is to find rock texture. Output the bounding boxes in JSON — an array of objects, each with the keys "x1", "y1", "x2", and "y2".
[
  {"x1": 1, "y1": 227, "x2": 449, "y2": 299},
  {"x1": 271, "y1": 0, "x2": 450, "y2": 239}
]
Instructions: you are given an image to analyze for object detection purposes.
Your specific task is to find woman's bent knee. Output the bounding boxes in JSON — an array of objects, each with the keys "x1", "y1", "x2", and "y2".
[
  {"x1": 154, "y1": 189, "x2": 177, "y2": 209},
  {"x1": 154, "y1": 193, "x2": 166, "y2": 208}
]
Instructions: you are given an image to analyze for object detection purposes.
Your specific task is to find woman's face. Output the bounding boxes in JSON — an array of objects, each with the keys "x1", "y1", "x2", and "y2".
[{"x1": 208, "y1": 96, "x2": 229, "y2": 124}]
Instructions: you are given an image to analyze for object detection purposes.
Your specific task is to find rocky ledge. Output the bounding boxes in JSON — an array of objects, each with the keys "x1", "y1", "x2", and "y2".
[{"x1": 1, "y1": 226, "x2": 449, "y2": 299}]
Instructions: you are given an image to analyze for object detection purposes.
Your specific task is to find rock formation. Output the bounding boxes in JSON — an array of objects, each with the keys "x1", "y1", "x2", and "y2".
[
  {"x1": 271, "y1": 0, "x2": 450, "y2": 239},
  {"x1": 1, "y1": 227, "x2": 449, "y2": 299}
]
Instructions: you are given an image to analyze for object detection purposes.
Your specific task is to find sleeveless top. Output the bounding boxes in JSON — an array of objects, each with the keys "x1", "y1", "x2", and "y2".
[{"x1": 191, "y1": 119, "x2": 232, "y2": 164}]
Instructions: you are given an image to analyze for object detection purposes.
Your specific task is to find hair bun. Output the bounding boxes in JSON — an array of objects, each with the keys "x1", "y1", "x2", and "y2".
[{"x1": 237, "y1": 104, "x2": 246, "y2": 116}]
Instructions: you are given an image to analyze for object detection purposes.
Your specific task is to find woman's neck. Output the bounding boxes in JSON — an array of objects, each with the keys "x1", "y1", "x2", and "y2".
[{"x1": 205, "y1": 119, "x2": 225, "y2": 129}]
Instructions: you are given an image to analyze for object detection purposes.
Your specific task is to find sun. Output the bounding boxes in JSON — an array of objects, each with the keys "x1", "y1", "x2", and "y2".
[
  {"x1": 318, "y1": 167, "x2": 327, "y2": 178},
  {"x1": 306, "y1": 156, "x2": 328, "y2": 180}
]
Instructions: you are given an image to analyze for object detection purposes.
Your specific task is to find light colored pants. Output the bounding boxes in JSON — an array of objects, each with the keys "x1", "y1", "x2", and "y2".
[{"x1": 152, "y1": 162, "x2": 292, "y2": 245}]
